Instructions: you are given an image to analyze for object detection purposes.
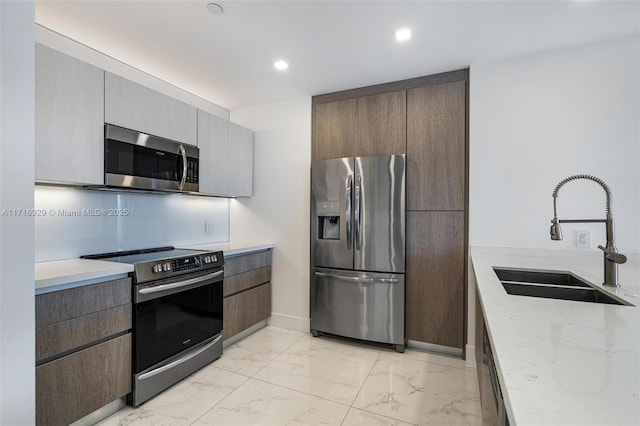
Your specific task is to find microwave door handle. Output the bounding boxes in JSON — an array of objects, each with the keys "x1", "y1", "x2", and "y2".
[
  {"x1": 178, "y1": 144, "x2": 187, "y2": 190},
  {"x1": 346, "y1": 175, "x2": 352, "y2": 249}
]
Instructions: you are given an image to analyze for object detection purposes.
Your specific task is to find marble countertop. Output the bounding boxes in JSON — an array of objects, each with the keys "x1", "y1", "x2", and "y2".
[
  {"x1": 471, "y1": 246, "x2": 640, "y2": 425},
  {"x1": 35, "y1": 242, "x2": 274, "y2": 294}
]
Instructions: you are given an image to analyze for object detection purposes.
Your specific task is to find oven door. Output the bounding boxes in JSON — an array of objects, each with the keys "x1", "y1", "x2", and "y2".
[{"x1": 133, "y1": 269, "x2": 223, "y2": 374}]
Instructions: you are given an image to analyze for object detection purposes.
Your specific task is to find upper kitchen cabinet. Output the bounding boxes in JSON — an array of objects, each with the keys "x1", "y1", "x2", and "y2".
[
  {"x1": 105, "y1": 72, "x2": 197, "y2": 146},
  {"x1": 198, "y1": 110, "x2": 228, "y2": 195},
  {"x1": 313, "y1": 97, "x2": 358, "y2": 159},
  {"x1": 198, "y1": 110, "x2": 253, "y2": 197},
  {"x1": 36, "y1": 44, "x2": 104, "y2": 185},
  {"x1": 356, "y1": 91, "x2": 406, "y2": 157},
  {"x1": 407, "y1": 81, "x2": 466, "y2": 211},
  {"x1": 312, "y1": 90, "x2": 406, "y2": 160},
  {"x1": 227, "y1": 122, "x2": 253, "y2": 197}
]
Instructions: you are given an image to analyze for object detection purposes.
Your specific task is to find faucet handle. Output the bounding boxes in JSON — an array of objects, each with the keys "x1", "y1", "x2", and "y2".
[{"x1": 597, "y1": 245, "x2": 628, "y2": 264}]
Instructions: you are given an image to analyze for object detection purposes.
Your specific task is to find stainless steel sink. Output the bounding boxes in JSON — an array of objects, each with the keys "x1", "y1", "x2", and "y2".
[{"x1": 493, "y1": 268, "x2": 630, "y2": 306}]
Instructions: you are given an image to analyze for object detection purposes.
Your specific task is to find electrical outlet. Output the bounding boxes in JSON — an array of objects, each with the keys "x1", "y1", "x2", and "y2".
[
  {"x1": 576, "y1": 230, "x2": 590, "y2": 248},
  {"x1": 205, "y1": 221, "x2": 213, "y2": 235}
]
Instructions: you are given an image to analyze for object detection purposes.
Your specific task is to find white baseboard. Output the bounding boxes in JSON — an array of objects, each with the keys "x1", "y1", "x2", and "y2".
[
  {"x1": 267, "y1": 312, "x2": 310, "y2": 333},
  {"x1": 407, "y1": 340, "x2": 463, "y2": 357},
  {"x1": 465, "y1": 344, "x2": 476, "y2": 366}
]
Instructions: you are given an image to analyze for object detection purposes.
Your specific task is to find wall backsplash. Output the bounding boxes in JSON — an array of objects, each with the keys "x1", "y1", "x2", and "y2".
[{"x1": 35, "y1": 186, "x2": 229, "y2": 262}]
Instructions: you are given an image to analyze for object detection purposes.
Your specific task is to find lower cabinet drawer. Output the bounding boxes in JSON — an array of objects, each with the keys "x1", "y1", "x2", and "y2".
[
  {"x1": 224, "y1": 250, "x2": 272, "y2": 277},
  {"x1": 223, "y1": 266, "x2": 271, "y2": 297},
  {"x1": 36, "y1": 333, "x2": 132, "y2": 426},
  {"x1": 36, "y1": 304, "x2": 131, "y2": 362},
  {"x1": 223, "y1": 283, "x2": 271, "y2": 339}
]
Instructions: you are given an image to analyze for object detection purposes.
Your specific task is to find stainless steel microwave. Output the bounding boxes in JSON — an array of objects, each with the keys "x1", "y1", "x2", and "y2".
[{"x1": 104, "y1": 124, "x2": 199, "y2": 193}]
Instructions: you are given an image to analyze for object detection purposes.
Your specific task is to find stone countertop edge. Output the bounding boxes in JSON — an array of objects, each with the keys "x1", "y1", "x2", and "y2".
[
  {"x1": 35, "y1": 259, "x2": 134, "y2": 295},
  {"x1": 471, "y1": 245, "x2": 640, "y2": 426},
  {"x1": 179, "y1": 242, "x2": 274, "y2": 258}
]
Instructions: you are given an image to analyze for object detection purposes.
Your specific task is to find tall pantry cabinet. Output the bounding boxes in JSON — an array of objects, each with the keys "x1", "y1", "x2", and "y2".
[{"x1": 312, "y1": 70, "x2": 469, "y2": 353}]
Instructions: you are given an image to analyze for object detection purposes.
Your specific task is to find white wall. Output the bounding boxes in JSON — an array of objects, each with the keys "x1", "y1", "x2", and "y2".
[
  {"x1": 466, "y1": 36, "x2": 640, "y2": 356},
  {"x1": 0, "y1": 1, "x2": 35, "y2": 424},
  {"x1": 230, "y1": 97, "x2": 312, "y2": 332},
  {"x1": 469, "y1": 36, "x2": 640, "y2": 253}
]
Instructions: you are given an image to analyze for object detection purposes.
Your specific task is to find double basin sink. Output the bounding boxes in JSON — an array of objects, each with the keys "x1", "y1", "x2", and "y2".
[{"x1": 493, "y1": 268, "x2": 631, "y2": 306}]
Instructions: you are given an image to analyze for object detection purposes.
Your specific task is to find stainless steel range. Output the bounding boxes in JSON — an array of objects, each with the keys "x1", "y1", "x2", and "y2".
[{"x1": 83, "y1": 246, "x2": 224, "y2": 406}]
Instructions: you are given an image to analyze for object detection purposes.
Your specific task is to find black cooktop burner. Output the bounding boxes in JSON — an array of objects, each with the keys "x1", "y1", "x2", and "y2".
[{"x1": 82, "y1": 246, "x2": 209, "y2": 264}]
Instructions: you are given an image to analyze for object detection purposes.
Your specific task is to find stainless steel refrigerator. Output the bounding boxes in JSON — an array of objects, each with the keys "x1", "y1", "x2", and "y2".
[{"x1": 310, "y1": 154, "x2": 405, "y2": 352}]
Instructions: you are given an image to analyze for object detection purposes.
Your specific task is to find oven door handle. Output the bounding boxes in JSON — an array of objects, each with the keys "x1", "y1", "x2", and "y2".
[
  {"x1": 138, "y1": 269, "x2": 223, "y2": 296},
  {"x1": 137, "y1": 335, "x2": 222, "y2": 381}
]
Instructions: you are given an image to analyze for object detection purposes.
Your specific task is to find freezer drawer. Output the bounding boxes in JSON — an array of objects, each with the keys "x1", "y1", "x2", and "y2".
[{"x1": 310, "y1": 268, "x2": 404, "y2": 346}]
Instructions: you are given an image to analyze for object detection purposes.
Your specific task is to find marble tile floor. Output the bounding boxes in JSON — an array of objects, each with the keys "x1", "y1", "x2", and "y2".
[{"x1": 99, "y1": 326, "x2": 481, "y2": 426}]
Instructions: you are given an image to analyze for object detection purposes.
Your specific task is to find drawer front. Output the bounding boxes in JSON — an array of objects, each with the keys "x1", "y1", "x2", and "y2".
[
  {"x1": 224, "y1": 250, "x2": 272, "y2": 277},
  {"x1": 223, "y1": 283, "x2": 271, "y2": 339},
  {"x1": 223, "y1": 266, "x2": 271, "y2": 297},
  {"x1": 36, "y1": 304, "x2": 132, "y2": 362},
  {"x1": 36, "y1": 333, "x2": 131, "y2": 426},
  {"x1": 36, "y1": 278, "x2": 131, "y2": 328}
]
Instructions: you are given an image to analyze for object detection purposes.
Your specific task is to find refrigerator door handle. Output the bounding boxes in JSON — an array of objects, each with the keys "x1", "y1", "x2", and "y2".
[
  {"x1": 346, "y1": 175, "x2": 352, "y2": 249},
  {"x1": 314, "y1": 271, "x2": 399, "y2": 283},
  {"x1": 354, "y1": 175, "x2": 362, "y2": 250}
]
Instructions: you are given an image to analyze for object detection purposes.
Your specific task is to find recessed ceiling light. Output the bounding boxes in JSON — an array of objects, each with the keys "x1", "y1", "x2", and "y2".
[
  {"x1": 395, "y1": 28, "x2": 412, "y2": 43},
  {"x1": 206, "y1": 3, "x2": 223, "y2": 15},
  {"x1": 273, "y1": 60, "x2": 289, "y2": 71}
]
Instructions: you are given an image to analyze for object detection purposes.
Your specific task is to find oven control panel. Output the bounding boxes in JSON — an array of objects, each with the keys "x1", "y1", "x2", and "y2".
[
  {"x1": 146, "y1": 252, "x2": 223, "y2": 281},
  {"x1": 171, "y1": 256, "x2": 201, "y2": 272}
]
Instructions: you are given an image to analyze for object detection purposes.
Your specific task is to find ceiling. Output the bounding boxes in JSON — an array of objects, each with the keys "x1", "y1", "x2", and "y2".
[{"x1": 35, "y1": 1, "x2": 640, "y2": 110}]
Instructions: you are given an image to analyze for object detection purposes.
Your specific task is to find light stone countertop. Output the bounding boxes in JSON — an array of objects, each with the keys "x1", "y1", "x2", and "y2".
[
  {"x1": 35, "y1": 259, "x2": 133, "y2": 295},
  {"x1": 35, "y1": 242, "x2": 273, "y2": 295},
  {"x1": 471, "y1": 246, "x2": 640, "y2": 426},
  {"x1": 180, "y1": 242, "x2": 274, "y2": 258}
]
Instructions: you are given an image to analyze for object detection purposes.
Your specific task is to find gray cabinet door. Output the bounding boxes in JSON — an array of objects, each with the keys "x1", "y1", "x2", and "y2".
[
  {"x1": 105, "y1": 72, "x2": 197, "y2": 146},
  {"x1": 227, "y1": 122, "x2": 253, "y2": 196},
  {"x1": 198, "y1": 110, "x2": 228, "y2": 195},
  {"x1": 35, "y1": 44, "x2": 104, "y2": 185}
]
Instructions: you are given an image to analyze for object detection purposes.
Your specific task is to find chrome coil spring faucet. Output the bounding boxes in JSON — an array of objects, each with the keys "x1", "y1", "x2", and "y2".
[{"x1": 550, "y1": 174, "x2": 627, "y2": 287}]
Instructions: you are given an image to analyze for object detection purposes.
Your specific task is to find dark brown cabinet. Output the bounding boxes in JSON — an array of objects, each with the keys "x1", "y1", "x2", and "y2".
[
  {"x1": 36, "y1": 335, "x2": 131, "y2": 426},
  {"x1": 312, "y1": 90, "x2": 406, "y2": 160},
  {"x1": 223, "y1": 250, "x2": 272, "y2": 340},
  {"x1": 406, "y1": 211, "x2": 465, "y2": 348},
  {"x1": 313, "y1": 97, "x2": 358, "y2": 160},
  {"x1": 407, "y1": 81, "x2": 466, "y2": 211},
  {"x1": 311, "y1": 70, "x2": 468, "y2": 353},
  {"x1": 35, "y1": 278, "x2": 132, "y2": 426}
]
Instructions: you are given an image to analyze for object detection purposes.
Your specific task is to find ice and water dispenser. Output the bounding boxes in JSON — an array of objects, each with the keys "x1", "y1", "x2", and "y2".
[{"x1": 316, "y1": 201, "x2": 340, "y2": 240}]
